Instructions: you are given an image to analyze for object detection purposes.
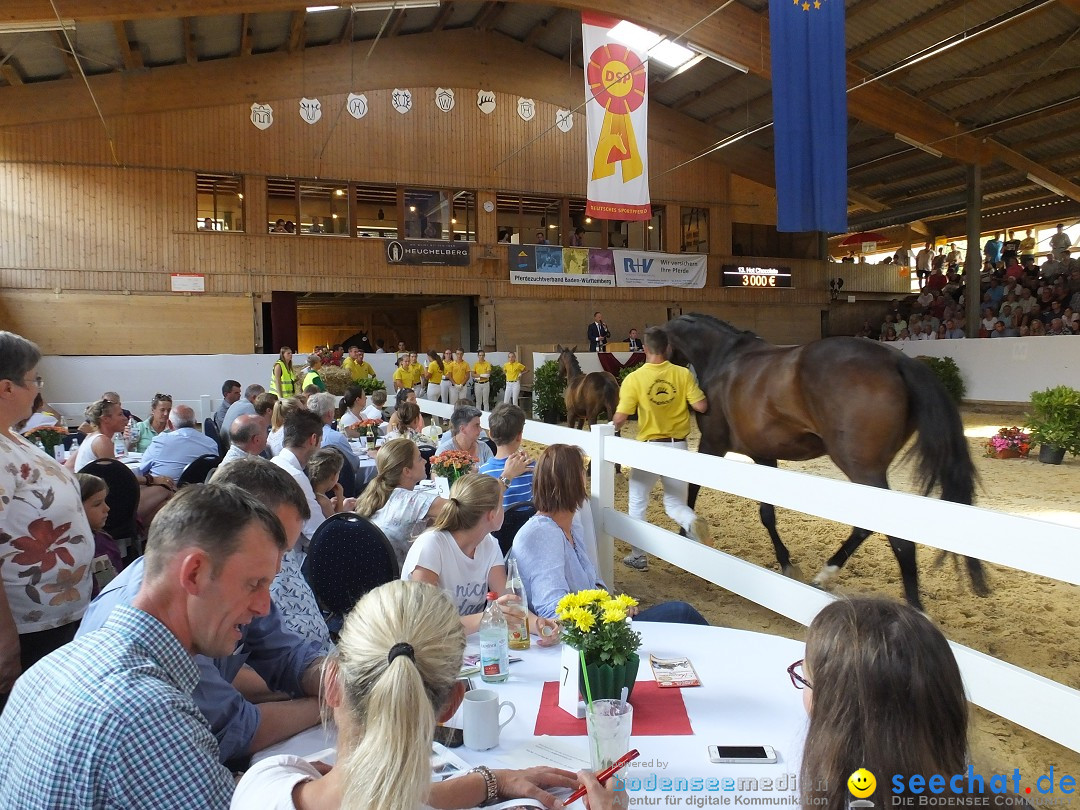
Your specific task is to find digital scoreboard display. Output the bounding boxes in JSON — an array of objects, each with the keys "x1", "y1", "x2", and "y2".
[{"x1": 721, "y1": 264, "x2": 793, "y2": 288}]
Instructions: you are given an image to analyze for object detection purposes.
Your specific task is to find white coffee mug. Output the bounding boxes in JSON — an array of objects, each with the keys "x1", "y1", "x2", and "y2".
[{"x1": 462, "y1": 689, "x2": 516, "y2": 751}]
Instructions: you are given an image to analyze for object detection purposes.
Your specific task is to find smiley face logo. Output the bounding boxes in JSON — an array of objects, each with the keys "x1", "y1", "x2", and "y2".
[{"x1": 848, "y1": 768, "x2": 876, "y2": 798}]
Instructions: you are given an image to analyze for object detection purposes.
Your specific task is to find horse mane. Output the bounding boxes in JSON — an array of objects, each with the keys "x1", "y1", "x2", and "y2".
[
  {"x1": 560, "y1": 348, "x2": 583, "y2": 376},
  {"x1": 676, "y1": 313, "x2": 764, "y2": 344}
]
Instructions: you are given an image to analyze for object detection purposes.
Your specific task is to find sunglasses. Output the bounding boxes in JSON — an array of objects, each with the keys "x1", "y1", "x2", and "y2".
[{"x1": 787, "y1": 659, "x2": 811, "y2": 690}]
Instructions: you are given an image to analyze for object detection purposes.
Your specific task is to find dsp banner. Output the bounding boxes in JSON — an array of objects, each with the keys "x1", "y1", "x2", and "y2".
[
  {"x1": 582, "y1": 13, "x2": 651, "y2": 221},
  {"x1": 508, "y1": 245, "x2": 617, "y2": 287},
  {"x1": 613, "y1": 251, "x2": 707, "y2": 288}
]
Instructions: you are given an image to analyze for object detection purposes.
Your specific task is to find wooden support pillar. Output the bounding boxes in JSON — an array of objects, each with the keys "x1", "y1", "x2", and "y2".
[{"x1": 964, "y1": 164, "x2": 981, "y2": 338}]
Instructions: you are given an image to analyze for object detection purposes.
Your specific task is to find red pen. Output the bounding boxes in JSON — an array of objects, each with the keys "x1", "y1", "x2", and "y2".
[{"x1": 564, "y1": 749, "x2": 640, "y2": 805}]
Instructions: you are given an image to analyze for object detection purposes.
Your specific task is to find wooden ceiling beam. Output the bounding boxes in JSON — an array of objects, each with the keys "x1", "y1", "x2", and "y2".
[
  {"x1": 523, "y1": 8, "x2": 568, "y2": 46},
  {"x1": 387, "y1": 9, "x2": 408, "y2": 37},
  {"x1": 918, "y1": 30, "x2": 1074, "y2": 99},
  {"x1": 239, "y1": 13, "x2": 253, "y2": 56},
  {"x1": 286, "y1": 10, "x2": 305, "y2": 54},
  {"x1": 1008, "y1": 119, "x2": 1080, "y2": 150},
  {"x1": 949, "y1": 70, "x2": 1079, "y2": 122},
  {"x1": 847, "y1": 0, "x2": 969, "y2": 63},
  {"x1": 0, "y1": 63, "x2": 23, "y2": 86},
  {"x1": 472, "y1": 2, "x2": 507, "y2": 32},
  {"x1": 968, "y1": 95, "x2": 1080, "y2": 139},
  {"x1": 673, "y1": 73, "x2": 742, "y2": 112},
  {"x1": 848, "y1": 190, "x2": 888, "y2": 212},
  {"x1": 183, "y1": 17, "x2": 198, "y2": 66},
  {"x1": 51, "y1": 31, "x2": 80, "y2": 78},
  {"x1": 112, "y1": 21, "x2": 143, "y2": 70},
  {"x1": 426, "y1": 2, "x2": 455, "y2": 33}
]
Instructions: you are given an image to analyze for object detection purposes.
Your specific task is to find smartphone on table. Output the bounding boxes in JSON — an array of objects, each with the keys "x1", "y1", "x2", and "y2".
[{"x1": 708, "y1": 745, "x2": 778, "y2": 764}]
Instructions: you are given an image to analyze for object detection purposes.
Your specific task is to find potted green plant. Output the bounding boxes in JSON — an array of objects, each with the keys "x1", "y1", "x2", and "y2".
[
  {"x1": 556, "y1": 589, "x2": 642, "y2": 701},
  {"x1": 1025, "y1": 385, "x2": 1080, "y2": 464},
  {"x1": 488, "y1": 364, "x2": 506, "y2": 405},
  {"x1": 915, "y1": 356, "x2": 966, "y2": 404},
  {"x1": 532, "y1": 360, "x2": 566, "y2": 423}
]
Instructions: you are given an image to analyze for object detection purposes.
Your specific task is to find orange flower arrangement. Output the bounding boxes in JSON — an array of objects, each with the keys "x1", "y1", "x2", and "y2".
[
  {"x1": 430, "y1": 449, "x2": 477, "y2": 479},
  {"x1": 23, "y1": 425, "x2": 68, "y2": 454}
]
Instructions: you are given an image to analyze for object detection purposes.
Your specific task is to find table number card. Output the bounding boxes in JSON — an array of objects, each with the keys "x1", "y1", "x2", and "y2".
[{"x1": 558, "y1": 644, "x2": 586, "y2": 718}]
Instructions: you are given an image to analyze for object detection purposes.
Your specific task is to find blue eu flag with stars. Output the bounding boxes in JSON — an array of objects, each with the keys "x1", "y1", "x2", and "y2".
[{"x1": 769, "y1": 0, "x2": 847, "y2": 233}]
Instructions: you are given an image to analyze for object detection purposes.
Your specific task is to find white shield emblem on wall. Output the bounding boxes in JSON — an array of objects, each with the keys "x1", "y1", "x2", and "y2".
[
  {"x1": 392, "y1": 89, "x2": 413, "y2": 114},
  {"x1": 299, "y1": 98, "x2": 322, "y2": 124},
  {"x1": 435, "y1": 88, "x2": 455, "y2": 113},
  {"x1": 556, "y1": 109, "x2": 573, "y2": 132},
  {"x1": 347, "y1": 93, "x2": 368, "y2": 119},
  {"x1": 517, "y1": 97, "x2": 536, "y2": 121},
  {"x1": 476, "y1": 90, "x2": 496, "y2": 115},
  {"x1": 250, "y1": 103, "x2": 273, "y2": 130}
]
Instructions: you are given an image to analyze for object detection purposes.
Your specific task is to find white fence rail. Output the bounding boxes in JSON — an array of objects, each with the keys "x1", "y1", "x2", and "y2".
[{"x1": 425, "y1": 403, "x2": 1080, "y2": 755}]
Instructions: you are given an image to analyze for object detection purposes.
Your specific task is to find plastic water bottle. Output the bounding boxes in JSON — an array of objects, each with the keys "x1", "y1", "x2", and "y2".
[
  {"x1": 478, "y1": 591, "x2": 510, "y2": 684},
  {"x1": 125, "y1": 416, "x2": 136, "y2": 445},
  {"x1": 69, "y1": 436, "x2": 80, "y2": 457},
  {"x1": 504, "y1": 557, "x2": 531, "y2": 651},
  {"x1": 53, "y1": 443, "x2": 66, "y2": 463},
  {"x1": 112, "y1": 432, "x2": 126, "y2": 459}
]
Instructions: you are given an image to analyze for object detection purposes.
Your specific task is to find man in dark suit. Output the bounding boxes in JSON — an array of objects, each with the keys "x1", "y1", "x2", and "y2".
[
  {"x1": 626, "y1": 328, "x2": 643, "y2": 352},
  {"x1": 587, "y1": 311, "x2": 610, "y2": 352}
]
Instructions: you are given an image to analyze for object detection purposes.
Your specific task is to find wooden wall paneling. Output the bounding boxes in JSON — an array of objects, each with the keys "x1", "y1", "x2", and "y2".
[
  {"x1": 0, "y1": 291, "x2": 252, "y2": 354},
  {"x1": 419, "y1": 299, "x2": 470, "y2": 352}
]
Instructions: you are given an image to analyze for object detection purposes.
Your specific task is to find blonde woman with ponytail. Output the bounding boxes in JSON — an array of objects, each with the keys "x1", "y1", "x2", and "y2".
[
  {"x1": 355, "y1": 437, "x2": 446, "y2": 568},
  {"x1": 232, "y1": 581, "x2": 607, "y2": 810},
  {"x1": 401, "y1": 474, "x2": 559, "y2": 643}
]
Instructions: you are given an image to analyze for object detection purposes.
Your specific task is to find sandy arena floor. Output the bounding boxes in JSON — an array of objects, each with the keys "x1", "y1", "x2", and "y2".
[{"x1": 537, "y1": 407, "x2": 1080, "y2": 780}]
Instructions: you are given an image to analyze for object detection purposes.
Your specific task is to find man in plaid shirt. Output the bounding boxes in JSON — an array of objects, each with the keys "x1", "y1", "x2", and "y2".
[{"x1": 0, "y1": 484, "x2": 289, "y2": 808}]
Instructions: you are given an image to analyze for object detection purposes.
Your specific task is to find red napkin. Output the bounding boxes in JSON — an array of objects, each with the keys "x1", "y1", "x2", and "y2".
[{"x1": 532, "y1": 680, "x2": 693, "y2": 736}]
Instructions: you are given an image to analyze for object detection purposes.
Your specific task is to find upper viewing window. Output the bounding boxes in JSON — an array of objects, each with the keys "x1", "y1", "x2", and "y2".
[
  {"x1": 196, "y1": 173, "x2": 244, "y2": 232},
  {"x1": 299, "y1": 180, "x2": 349, "y2": 235},
  {"x1": 355, "y1": 183, "x2": 399, "y2": 239},
  {"x1": 403, "y1": 188, "x2": 476, "y2": 241}
]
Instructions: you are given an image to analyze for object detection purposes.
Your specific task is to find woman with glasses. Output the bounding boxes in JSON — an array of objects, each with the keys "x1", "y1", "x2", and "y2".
[
  {"x1": 793, "y1": 598, "x2": 969, "y2": 810},
  {"x1": 0, "y1": 332, "x2": 95, "y2": 709},
  {"x1": 131, "y1": 392, "x2": 172, "y2": 452}
]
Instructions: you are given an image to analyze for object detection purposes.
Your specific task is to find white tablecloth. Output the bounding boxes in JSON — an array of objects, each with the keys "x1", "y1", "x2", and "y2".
[{"x1": 255, "y1": 623, "x2": 809, "y2": 801}]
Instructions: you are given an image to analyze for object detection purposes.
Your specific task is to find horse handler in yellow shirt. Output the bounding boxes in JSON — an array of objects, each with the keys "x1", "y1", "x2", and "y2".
[
  {"x1": 502, "y1": 352, "x2": 526, "y2": 406},
  {"x1": 472, "y1": 350, "x2": 493, "y2": 411},
  {"x1": 613, "y1": 326, "x2": 709, "y2": 571}
]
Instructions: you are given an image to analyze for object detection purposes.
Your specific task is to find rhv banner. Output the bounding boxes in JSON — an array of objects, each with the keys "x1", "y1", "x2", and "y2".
[{"x1": 582, "y1": 13, "x2": 651, "y2": 221}]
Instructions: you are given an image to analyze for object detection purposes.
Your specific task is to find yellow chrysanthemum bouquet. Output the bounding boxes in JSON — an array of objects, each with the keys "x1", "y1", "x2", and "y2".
[{"x1": 556, "y1": 589, "x2": 642, "y2": 667}]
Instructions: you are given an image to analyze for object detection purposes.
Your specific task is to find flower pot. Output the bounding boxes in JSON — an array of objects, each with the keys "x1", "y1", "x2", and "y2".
[
  {"x1": 580, "y1": 653, "x2": 640, "y2": 703},
  {"x1": 1038, "y1": 444, "x2": 1066, "y2": 465},
  {"x1": 994, "y1": 448, "x2": 1022, "y2": 459}
]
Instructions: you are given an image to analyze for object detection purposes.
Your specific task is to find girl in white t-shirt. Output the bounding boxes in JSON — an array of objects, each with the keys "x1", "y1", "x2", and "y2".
[{"x1": 401, "y1": 473, "x2": 559, "y2": 641}]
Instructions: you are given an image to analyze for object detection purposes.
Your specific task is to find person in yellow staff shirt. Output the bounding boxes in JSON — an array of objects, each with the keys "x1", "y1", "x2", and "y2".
[
  {"x1": 472, "y1": 350, "x2": 493, "y2": 411},
  {"x1": 407, "y1": 352, "x2": 425, "y2": 397},
  {"x1": 342, "y1": 345, "x2": 375, "y2": 383},
  {"x1": 423, "y1": 350, "x2": 445, "y2": 401},
  {"x1": 502, "y1": 352, "x2": 526, "y2": 406},
  {"x1": 612, "y1": 326, "x2": 709, "y2": 571},
  {"x1": 446, "y1": 349, "x2": 470, "y2": 404},
  {"x1": 392, "y1": 356, "x2": 410, "y2": 391}
]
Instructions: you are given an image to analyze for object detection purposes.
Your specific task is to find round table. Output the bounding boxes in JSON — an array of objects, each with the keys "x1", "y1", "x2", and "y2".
[{"x1": 255, "y1": 622, "x2": 809, "y2": 803}]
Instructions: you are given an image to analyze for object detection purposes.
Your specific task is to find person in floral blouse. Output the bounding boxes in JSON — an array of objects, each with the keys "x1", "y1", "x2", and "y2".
[{"x1": 0, "y1": 332, "x2": 95, "y2": 709}]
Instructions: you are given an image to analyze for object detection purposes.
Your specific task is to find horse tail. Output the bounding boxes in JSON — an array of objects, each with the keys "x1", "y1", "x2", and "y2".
[
  {"x1": 896, "y1": 356, "x2": 989, "y2": 597},
  {"x1": 896, "y1": 357, "x2": 975, "y2": 504}
]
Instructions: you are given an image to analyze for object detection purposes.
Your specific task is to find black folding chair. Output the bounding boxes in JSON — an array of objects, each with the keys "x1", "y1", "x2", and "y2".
[
  {"x1": 80, "y1": 458, "x2": 141, "y2": 559},
  {"x1": 324, "y1": 446, "x2": 358, "y2": 499},
  {"x1": 203, "y1": 418, "x2": 228, "y2": 457},
  {"x1": 305, "y1": 513, "x2": 397, "y2": 635},
  {"x1": 419, "y1": 444, "x2": 437, "y2": 479},
  {"x1": 178, "y1": 453, "x2": 221, "y2": 487},
  {"x1": 493, "y1": 500, "x2": 536, "y2": 558},
  {"x1": 481, "y1": 437, "x2": 497, "y2": 457}
]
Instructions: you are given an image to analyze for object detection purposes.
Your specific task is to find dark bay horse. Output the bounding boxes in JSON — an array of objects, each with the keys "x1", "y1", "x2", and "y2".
[
  {"x1": 664, "y1": 313, "x2": 987, "y2": 610},
  {"x1": 557, "y1": 347, "x2": 620, "y2": 430}
]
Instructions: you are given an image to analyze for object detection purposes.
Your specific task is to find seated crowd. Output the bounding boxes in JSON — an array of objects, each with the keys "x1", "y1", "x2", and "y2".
[
  {"x1": 0, "y1": 329, "x2": 998, "y2": 809},
  {"x1": 862, "y1": 235, "x2": 1078, "y2": 342}
]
